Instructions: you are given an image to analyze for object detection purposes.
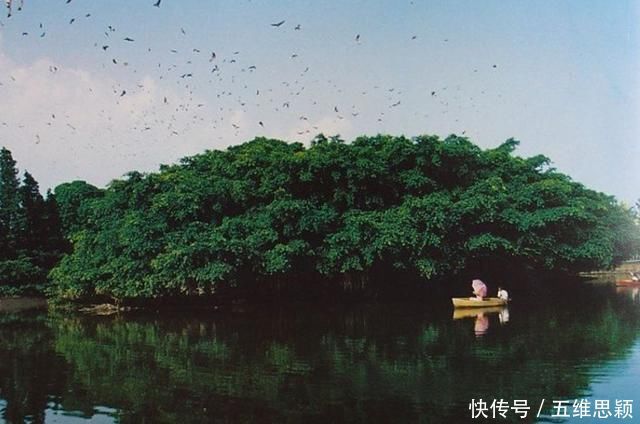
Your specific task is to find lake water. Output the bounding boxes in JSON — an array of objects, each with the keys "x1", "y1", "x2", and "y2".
[{"x1": 1, "y1": 282, "x2": 639, "y2": 423}]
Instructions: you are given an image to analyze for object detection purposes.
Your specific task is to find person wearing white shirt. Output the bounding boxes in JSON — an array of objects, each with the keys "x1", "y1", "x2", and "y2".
[{"x1": 497, "y1": 287, "x2": 509, "y2": 301}]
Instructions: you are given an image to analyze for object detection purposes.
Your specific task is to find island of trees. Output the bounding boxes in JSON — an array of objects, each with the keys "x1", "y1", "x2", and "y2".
[{"x1": 0, "y1": 135, "x2": 638, "y2": 303}]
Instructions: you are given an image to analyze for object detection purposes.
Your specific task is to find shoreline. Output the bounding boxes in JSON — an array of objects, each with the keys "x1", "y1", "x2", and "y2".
[{"x1": 0, "y1": 272, "x2": 625, "y2": 315}]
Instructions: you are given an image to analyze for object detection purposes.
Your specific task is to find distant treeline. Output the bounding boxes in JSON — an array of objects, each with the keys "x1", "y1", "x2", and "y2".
[
  {"x1": 1, "y1": 135, "x2": 639, "y2": 301},
  {"x1": 0, "y1": 148, "x2": 66, "y2": 295}
]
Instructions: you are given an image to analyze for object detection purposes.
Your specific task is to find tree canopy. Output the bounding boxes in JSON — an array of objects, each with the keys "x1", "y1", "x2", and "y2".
[{"x1": 43, "y1": 135, "x2": 639, "y2": 301}]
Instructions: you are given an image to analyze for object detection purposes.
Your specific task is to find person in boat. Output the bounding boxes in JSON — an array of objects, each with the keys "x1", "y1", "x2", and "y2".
[
  {"x1": 497, "y1": 287, "x2": 509, "y2": 301},
  {"x1": 471, "y1": 279, "x2": 487, "y2": 301},
  {"x1": 630, "y1": 272, "x2": 640, "y2": 282}
]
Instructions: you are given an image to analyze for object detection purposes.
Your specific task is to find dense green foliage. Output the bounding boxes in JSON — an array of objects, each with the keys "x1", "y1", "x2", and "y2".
[
  {"x1": 46, "y1": 135, "x2": 639, "y2": 301},
  {"x1": 54, "y1": 180, "x2": 104, "y2": 236},
  {"x1": 0, "y1": 148, "x2": 65, "y2": 294}
]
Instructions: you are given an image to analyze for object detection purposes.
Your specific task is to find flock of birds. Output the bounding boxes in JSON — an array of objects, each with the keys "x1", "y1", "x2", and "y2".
[{"x1": 0, "y1": 0, "x2": 503, "y2": 157}]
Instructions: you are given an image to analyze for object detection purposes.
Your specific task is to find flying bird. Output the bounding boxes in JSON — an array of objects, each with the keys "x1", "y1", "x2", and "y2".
[
  {"x1": 294, "y1": 24, "x2": 301, "y2": 30},
  {"x1": 153, "y1": 0, "x2": 161, "y2": 7},
  {"x1": 355, "y1": 34, "x2": 360, "y2": 42},
  {"x1": 69, "y1": 18, "x2": 75, "y2": 24},
  {"x1": 271, "y1": 20, "x2": 285, "y2": 27},
  {"x1": 124, "y1": 37, "x2": 134, "y2": 42}
]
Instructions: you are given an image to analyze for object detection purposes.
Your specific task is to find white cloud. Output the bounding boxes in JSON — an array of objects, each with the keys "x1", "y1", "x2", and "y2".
[{"x1": 0, "y1": 41, "x2": 247, "y2": 191}]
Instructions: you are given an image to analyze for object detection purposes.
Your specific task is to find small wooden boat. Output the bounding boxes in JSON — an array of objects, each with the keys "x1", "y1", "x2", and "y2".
[
  {"x1": 452, "y1": 297, "x2": 508, "y2": 308},
  {"x1": 616, "y1": 279, "x2": 640, "y2": 287}
]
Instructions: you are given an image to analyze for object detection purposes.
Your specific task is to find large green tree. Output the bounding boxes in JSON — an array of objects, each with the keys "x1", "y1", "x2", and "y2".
[
  {"x1": 20, "y1": 171, "x2": 46, "y2": 253},
  {"x1": 0, "y1": 147, "x2": 24, "y2": 257},
  {"x1": 48, "y1": 135, "x2": 640, "y2": 302}
]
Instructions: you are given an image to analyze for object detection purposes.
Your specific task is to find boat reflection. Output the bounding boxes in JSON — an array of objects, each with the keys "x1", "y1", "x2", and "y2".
[
  {"x1": 452, "y1": 306, "x2": 510, "y2": 337},
  {"x1": 616, "y1": 286, "x2": 640, "y2": 302}
]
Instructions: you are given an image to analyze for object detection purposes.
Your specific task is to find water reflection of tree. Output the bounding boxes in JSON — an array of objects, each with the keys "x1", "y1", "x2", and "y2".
[
  {"x1": 1, "y1": 287, "x2": 638, "y2": 423},
  {"x1": 0, "y1": 312, "x2": 67, "y2": 424},
  {"x1": 38, "y1": 294, "x2": 640, "y2": 424}
]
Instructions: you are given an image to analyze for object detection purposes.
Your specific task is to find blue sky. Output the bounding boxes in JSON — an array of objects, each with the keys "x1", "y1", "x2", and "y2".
[{"x1": 0, "y1": 0, "x2": 638, "y2": 204}]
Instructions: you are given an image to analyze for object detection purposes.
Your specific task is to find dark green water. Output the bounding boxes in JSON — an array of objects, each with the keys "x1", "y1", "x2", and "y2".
[{"x1": 1, "y1": 283, "x2": 639, "y2": 423}]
